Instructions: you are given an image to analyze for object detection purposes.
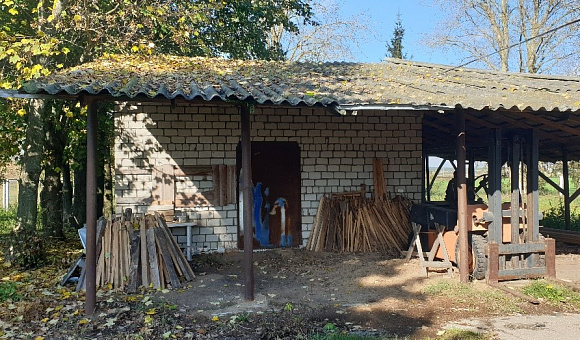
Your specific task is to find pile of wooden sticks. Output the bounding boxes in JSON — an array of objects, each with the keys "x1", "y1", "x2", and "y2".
[
  {"x1": 95, "y1": 212, "x2": 195, "y2": 292},
  {"x1": 306, "y1": 195, "x2": 412, "y2": 253}
]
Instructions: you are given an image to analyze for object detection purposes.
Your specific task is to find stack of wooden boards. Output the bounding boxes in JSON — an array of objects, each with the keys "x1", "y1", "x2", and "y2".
[
  {"x1": 306, "y1": 195, "x2": 411, "y2": 253},
  {"x1": 95, "y1": 212, "x2": 195, "y2": 292}
]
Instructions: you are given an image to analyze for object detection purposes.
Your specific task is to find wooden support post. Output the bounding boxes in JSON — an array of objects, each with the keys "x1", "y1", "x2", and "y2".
[
  {"x1": 456, "y1": 109, "x2": 469, "y2": 283},
  {"x1": 545, "y1": 238, "x2": 556, "y2": 279},
  {"x1": 488, "y1": 242, "x2": 499, "y2": 285},
  {"x1": 85, "y1": 100, "x2": 98, "y2": 316},
  {"x1": 468, "y1": 152, "x2": 475, "y2": 203},
  {"x1": 526, "y1": 130, "x2": 539, "y2": 242},
  {"x1": 563, "y1": 149, "x2": 571, "y2": 231},
  {"x1": 241, "y1": 104, "x2": 254, "y2": 301},
  {"x1": 511, "y1": 134, "x2": 520, "y2": 245},
  {"x1": 424, "y1": 153, "x2": 429, "y2": 203},
  {"x1": 489, "y1": 128, "x2": 503, "y2": 244}
]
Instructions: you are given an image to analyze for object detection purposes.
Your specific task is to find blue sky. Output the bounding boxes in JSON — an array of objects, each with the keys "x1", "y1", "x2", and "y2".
[{"x1": 338, "y1": 1, "x2": 459, "y2": 65}]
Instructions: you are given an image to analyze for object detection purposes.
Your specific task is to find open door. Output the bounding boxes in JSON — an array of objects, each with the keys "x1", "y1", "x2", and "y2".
[{"x1": 237, "y1": 142, "x2": 301, "y2": 249}]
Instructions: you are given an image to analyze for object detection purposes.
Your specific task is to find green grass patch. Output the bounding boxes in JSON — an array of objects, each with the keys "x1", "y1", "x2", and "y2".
[
  {"x1": 436, "y1": 328, "x2": 488, "y2": 340},
  {"x1": 522, "y1": 280, "x2": 580, "y2": 307},
  {"x1": 0, "y1": 206, "x2": 17, "y2": 234},
  {"x1": 424, "y1": 280, "x2": 471, "y2": 297},
  {"x1": 424, "y1": 280, "x2": 523, "y2": 314},
  {"x1": 0, "y1": 281, "x2": 21, "y2": 302}
]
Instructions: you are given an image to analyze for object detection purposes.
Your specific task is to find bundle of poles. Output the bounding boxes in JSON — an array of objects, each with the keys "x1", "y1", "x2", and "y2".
[
  {"x1": 306, "y1": 195, "x2": 412, "y2": 253},
  {"x1": 93, "y1": 211, "x2": 195, "y2": 292}
]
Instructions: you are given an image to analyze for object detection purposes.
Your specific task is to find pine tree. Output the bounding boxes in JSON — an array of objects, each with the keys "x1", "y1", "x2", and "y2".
[{"x1": 386, "y1": 12, "x2": 407, "y2": 59}]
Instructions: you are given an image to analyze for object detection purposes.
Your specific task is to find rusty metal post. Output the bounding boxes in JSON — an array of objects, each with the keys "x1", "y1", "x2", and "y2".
[
  {"x1": 85, "y1": 100, "x2": 98, "y2": 316},
  {"x1": 456, "y1": 109, "x2": 468, "y2": 283},
  {"x1": 240, "y1": 104, "x2": 254, "y2": 301}
]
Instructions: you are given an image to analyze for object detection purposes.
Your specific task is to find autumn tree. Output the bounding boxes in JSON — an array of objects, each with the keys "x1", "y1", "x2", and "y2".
[
  {"x1": 1, "y1": 0, "x2": 315, "y2": 266},
  {"x1": 386, "y1": 12, "x2": 407, "y2": 59},
  {"x1": 430, "y1": 0, "x2": 580, "y2": 74}
]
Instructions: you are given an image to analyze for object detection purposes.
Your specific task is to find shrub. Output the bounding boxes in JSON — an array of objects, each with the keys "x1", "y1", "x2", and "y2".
[{"x1": 542, "y1": 201, "x2": 580, "y2": 231}]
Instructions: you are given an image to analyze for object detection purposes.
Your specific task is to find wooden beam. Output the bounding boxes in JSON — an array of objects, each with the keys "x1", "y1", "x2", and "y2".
[
  {"x1": 563, "y1": 149, "x2": 571, "y2": 230},
  {"x1": 511, "y1": 134, "x2": 520, "y2": 245},
  {"x1": 465, "y1": 113, "x2": 499, "y2": 129},
  {"x1": 489, "y1": 128, "x2": 503, "y2": 244},
  {"x1": 497, "y1": 115, "x2": 571, "y2": 145},
  {"x1": 457, "y1": 109, "x2": 469, "y2": 283},
  {"x1": 508, "y1": 111, "x2": 580, "y2": 139},
  {"x1": 539, "y1": 171, "x2": 565, "y2": 195},
  {"x1": 526, "y1": 129, "x2": 539, "y2": 242}
]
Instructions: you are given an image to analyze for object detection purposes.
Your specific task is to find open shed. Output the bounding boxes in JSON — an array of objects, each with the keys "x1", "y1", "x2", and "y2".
[{"x1": 3, "y1": 55, "x2": 580, "y2": 314}]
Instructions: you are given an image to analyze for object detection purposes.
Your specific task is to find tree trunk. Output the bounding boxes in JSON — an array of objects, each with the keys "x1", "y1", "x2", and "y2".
[
  {"x1": 11, "y1": 99, "x2": 45, "y2": 267},
  {"x1": 17, "y1": 100, "x2": 44, "y2": 229},
  {"x1": 40, "y1": 103, "x2": 66, "y2": 239},
  {"x1": 72, "y1": 165, "x2": 87, "y2": 227},
  {"x1": 41, "y1": 165, "x2": 64, "y2": 239}
]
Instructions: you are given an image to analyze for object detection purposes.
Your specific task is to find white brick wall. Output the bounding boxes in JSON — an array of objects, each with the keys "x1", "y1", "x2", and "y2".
[{"x1": 115, "y1": 102, "x2": 423, "y2": 251}]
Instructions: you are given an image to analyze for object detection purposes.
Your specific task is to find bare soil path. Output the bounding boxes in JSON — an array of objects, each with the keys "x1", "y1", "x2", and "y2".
[{"x1": 158, "y1": 243, "x2": 580, "y2": 339}]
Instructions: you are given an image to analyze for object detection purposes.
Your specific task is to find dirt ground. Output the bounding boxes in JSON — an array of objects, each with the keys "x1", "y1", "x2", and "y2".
[{"x1": 156, "y1": 242, "x2": 580, "y2": 339}]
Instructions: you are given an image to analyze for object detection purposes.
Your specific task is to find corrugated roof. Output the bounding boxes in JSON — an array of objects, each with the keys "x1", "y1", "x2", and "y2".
[{"x1": 20, "y1": 54, "x2": 580, "y2": 112}]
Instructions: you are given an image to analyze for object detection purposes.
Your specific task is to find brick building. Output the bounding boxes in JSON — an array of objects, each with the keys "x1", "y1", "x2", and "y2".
[{"x1": 114, "y1": 102, "x2": 422, "y2": 251}]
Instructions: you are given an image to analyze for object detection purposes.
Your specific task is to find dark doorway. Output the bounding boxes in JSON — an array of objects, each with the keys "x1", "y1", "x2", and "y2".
[{"x1": 237, "y1": 142, "x2": 301, "y2": 249}]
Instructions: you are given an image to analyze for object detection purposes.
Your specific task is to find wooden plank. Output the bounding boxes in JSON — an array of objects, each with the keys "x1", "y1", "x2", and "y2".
[
  {"x1": 526, "y1": 129, "x2": 540, "y2": 242},
  {"x1": 127, "y1": 231, "x2": 141, "y2": 293},
  {"x1": 498, "y1": 242, "x2": 546, "y2": 255},
  {"x1": 152, "y1": 164, "x2": 175, "y2": 206},
  {"x1": 139, "y1": 217, "x2": 149, "y2": 287},
  {"x1": 157, "y1": 243, "x2": 165, "y2": 289},
  {"x1": 498, "y1": 267, "x2": 547, "y2": 278},
  {"x1": 545, "y1": 238, "x2": 556, "y2": 278},
  {"x1": 154, "y1": 226, "x2": 181, "y2": 288},
  {"x1": 228, "y1": 165, "x2": 236, "y2": 205},
  {"x1": 373, "y1": 158, "x2": 386, "y2": 200},
  {"x1": 146, "y1": 226, "x2": 161, "y2": 289},
  {"x1": 511, "y1": 134, "x2": 520, "y2": 245},
  {"x1": 156, "y1": 215, "x2": 195, "y2": 281},
  {"x1": 488, "y1": 242, "x2": 499, "y2": 284},
  {"x1": 213, "y1": 165, "x2": 221, "y2": 206},
  {"x1": 489, "y1": 128, "x2": 503, "y2": 243},
  {"x1": 490, "y1": 283, "x2": 540, "y2": 304},
  {"x1": 219, "y1": 164, "x2": 227, "y2": 206}
]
